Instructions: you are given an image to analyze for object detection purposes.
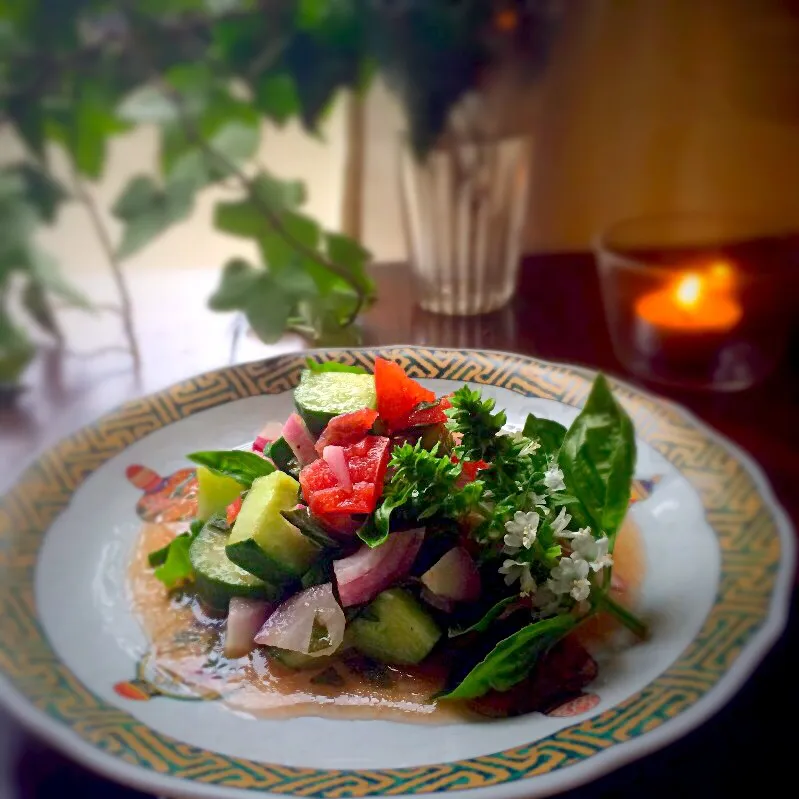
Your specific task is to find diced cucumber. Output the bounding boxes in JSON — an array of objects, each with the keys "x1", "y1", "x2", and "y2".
[
  {"x1": 348, "y1": 589, "x2": 442, "y2": 665},
  {"x1": 189, "y1": 519, "x2": 275, "y2": 611},
  {"x1": 196, "y1": 466, "x2": 245, "y2": 521},
  {"x1": 294, "y1": 370, "x2": 376, "y2": 436},
  {"x1": 226, "y1": 472, "x2": 319, "y2": 585},
  {"x1": 267, "y1": 647, "x2": 336, "y2": 670}
]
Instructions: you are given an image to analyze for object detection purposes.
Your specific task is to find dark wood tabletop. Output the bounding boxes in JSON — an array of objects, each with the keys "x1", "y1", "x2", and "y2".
[{"x1": 1, "y1": 255, "x2": 796, "y2": 798}]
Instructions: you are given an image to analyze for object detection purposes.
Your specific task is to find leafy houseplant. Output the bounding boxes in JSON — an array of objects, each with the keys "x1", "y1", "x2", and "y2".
[{"x1": 0, "y1": 0, "x2": 557, "y2": 385}]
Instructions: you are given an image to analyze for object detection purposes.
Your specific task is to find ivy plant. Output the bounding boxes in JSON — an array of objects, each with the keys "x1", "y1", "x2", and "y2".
[{"x1": 0, "y1": 0, "x2": 558, "y2": 384}]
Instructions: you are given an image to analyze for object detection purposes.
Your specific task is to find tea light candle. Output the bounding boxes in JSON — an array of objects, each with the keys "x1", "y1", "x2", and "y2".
[
  {"x1": 633, "y1": 262, "x2": 743, "y2": 375},
  {"x1": 636, "y1": 263, "x2": 742, "y2": 334}
]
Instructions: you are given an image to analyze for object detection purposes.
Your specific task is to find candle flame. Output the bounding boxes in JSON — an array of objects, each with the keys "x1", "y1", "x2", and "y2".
[{"x1": 674, "y1": 273, "x2": 702, "y2": 309}]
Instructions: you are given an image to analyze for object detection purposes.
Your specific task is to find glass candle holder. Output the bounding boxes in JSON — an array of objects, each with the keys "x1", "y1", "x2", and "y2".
[{"x1": 595, "y1": 213, "x2": 794, "y2": 391}]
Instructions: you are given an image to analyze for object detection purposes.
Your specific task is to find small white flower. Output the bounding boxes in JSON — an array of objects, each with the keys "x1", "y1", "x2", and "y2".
[
  {"x1": 499, "y1": 558, "x2": 531, "y2": 589},
  {"x1": 531, "y1": 584, "x2": 561, "y2": 615},
  {"x1": 503, "y1": 511, "x2": 540, "y2": 552},
  {"x1": 549, "y1": 506, "x2": 572, "y2": 537},
  {"x1": 548, "y1": 554, "x2": 592, "y2": 602},
  {"x1": 542, "y1": 466, "x2": 566, "y2": 493},
  {"x1": 573, "y1": 535, "x2": 614, "y2": 572},
  {"x1": 529, "y1": 491, "x2": 547, "y2": 508},
  {"x1": 519, "y1": 569, "x2": 537, "y2": 597}
]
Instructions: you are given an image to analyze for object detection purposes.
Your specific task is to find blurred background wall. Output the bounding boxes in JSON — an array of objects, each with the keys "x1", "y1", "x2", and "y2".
[
  {"x1": 4, "y1": 0, "x2": 799, "y2": 272},
  {"x1": 362, "y1": 0, "x2": 799, "y2": 259}
]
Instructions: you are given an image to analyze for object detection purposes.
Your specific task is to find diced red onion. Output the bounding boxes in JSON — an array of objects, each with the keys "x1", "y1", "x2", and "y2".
[
  {"x1": 421, "y1": 546, "x2": 481, "y2": 602},
  {"x1": 225, "y1": 598, "x2": 273, "y2": 659},
  {"x1": 333, "y1": 528, "x2": 424, "y2": 607},
  {"x1": 254, "y1": 583, "x2": 344, "y2": 657},
  {"x1": 252, "y1": 421, "x2": 284, "y2": 452},
  {"x1": 282, "y1": 413, "x2": 318, "y2": 466},
  {"x1": 322, "y1": 445, "x2": 352, "y2": 491}
]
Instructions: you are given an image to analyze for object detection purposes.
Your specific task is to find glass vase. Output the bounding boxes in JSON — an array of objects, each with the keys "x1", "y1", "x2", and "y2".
[{"x1": 399, "y1": 133, "x2": 532, "y2": 316}]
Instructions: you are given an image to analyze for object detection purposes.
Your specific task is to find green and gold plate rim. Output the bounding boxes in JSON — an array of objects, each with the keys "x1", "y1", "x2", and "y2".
[{"x1": 0, "y1": 347, "x2": 794, "y2": 799}]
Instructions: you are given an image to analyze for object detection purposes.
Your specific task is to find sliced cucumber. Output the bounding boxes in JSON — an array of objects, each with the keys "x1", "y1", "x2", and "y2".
[
  {"x1": 267, "y1": 647, "x2": 336, "y2": 671},
  {"x1": 196, "y1": 466, "x2": 245, "y2": 521},
  {"x1": 226, "y1": 472, "x2": 319, "y2": 586},
  {"x1": 189, "y1": 519, "x2": 275, "y2": 611},
  {"x1": 294, "y1": 369, "x2": 376, "y2": 436},
  {"x1": 348, "y1": 589, "x2": 442, "y2": 665}
]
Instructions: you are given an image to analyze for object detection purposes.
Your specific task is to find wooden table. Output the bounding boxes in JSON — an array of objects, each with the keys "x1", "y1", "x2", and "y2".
[{"x1": 1, "y1": 256, "x2": 796, "y2": 798}]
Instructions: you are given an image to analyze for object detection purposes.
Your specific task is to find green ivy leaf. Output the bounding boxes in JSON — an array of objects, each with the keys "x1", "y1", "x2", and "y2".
[
  {"x1": 112, "y1": 176, "x2": 161, "y2": 220},
  {"x1": 213, "y1": 173, "x2": 305, "y2": 241},
  {"x1": 325, "y1": 231, "x2": 374, "y2": 295},
  {"x1": 208, "y1": 258, "x2": 263, "y2": 311},
  {"x1": 243, "y1": 273, "x2": 290, "y2": 342},
  {"x1": 118, "y1": 85, "x2": 178, "y2": 124},
  {"x1": 6, "y1": 95, "x2": 45, "y2": 158},
  {"x1": 68, "y1": 81, "x2": 129, "y2": 179},
  {"x1": 26, "y1": 247, "x2": 92, "y2": 309},
  {"x1": 297, "y1": 0, "x2": 329, "y2": 30},
  {"x1": 21, "y1": 278, "x2": 61, "y2": 339},
  {"x1": 254, "y1": 73, "x2": 300, "y2": 124},
  {"x1": 0, "y1": 316, "x2": 35, "y2": 384},
  {"x1": 13, "y1": 165, "x2": 68, "y2": 223},
  {"x1": 113, "y1": 171, "x2": 196, "y2": 260}
]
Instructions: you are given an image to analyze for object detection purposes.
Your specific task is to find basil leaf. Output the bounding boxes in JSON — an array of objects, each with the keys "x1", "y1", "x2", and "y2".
[
  {"x1": 153, "y1": 534, "x2": 194, "y2": 590},
  {"x1": 438, "y1": 615, "x2": 575, "y2": 700},
  {"x1": 358, "y1": 499, "x2": 396, "y2": 547},
  {"x1": 281, "y1": 507, "x2": 340, "y2": 551},
  {"x1": 557, "y1": 374, "x2": 636, "y2": 539},
  {"x1": 187, "y1": 449, "x2": 275, "y2": 487},
  {"x1": 305, "y1": 358, "x2": 368, "y2": 375},
  {"x1": 522, "y1": 413, "x2": 567, "y2": 454},
  {"x1": 269, "y1": 436, "x2": 299, "y2": 478},
  {"x1": 148, "y1": 516, "x2": 222, "y2": 574},
  {"x1": 448, "y1": 596, "x2": 519, "y2": 638}
]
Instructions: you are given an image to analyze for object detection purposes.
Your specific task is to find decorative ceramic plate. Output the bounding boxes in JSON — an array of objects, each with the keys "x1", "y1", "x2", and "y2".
[{"x1": 0, "y1": 348, "x2": 794, "y2": 799}]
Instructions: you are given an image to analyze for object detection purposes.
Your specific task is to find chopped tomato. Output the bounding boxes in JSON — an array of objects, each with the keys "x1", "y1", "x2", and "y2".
[
  {"x1": 406, "y1": 402, "x2": 447, "y2": 427},
  {"x1": 307, "y1": 483, "x2": 377, "y2": 516},
  {"x1": 374, "y1": 357, "x2": 436, "y2": 432},
  {"x1": 315, "y1": 408, "x2": 378, "y2": 455},
  {"x1": 461, "y1": 459, "x2": 489, "y2": 482},
  {"x1": 299, "y1": 435, "x2": 390, "y2": 518},
  {"x1": 226, "y1": 495, "x2": 243, "y2": 526}
]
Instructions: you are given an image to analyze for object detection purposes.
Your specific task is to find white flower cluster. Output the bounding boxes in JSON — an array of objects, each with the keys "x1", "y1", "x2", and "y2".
[{"x1": 499, "y1": 487, "x2": 614, "y2": 609}]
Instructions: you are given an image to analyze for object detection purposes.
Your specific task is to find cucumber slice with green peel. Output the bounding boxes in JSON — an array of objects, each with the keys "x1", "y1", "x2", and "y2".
[
  {"x1": 196, "y1": 466, "x2": 245, "y2": 521},
  {"x1": 226, "y1": 472, "x2": 320, "y2": 585},
  {"x1": 189, "y1": 520, "x2": 276, "y2": 611},
  {"x1": 348, "y1": 589, "x2": 442, "y2": 665},
  {"x1": 266, "y1": 647, "x2": 337, "y2": 670},
  {"x1": 294, "y1": 370, "x2": 376, "y2": 436}
]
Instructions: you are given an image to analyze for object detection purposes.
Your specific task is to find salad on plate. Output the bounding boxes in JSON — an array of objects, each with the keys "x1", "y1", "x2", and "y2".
[{"x1": 142, "y1": 357, "x2": 647, "y2": 718}]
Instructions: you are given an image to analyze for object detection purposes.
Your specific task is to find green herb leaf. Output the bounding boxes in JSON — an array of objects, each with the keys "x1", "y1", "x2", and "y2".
[
  {"x1": 448, "y1": 597, "x2": 519, "y2": 638},
  {"x1": 522, "y1": 414, "x2": 567, "y2": 455},
  {"x1": 153, "y1": 534, "x2": 194, "y2": 589},
  {"x1": 357, "y1": 500, "x2": 395, "y2": 547},
  {"x1": 188, "y1": 450, "x2": 274, "y2": 486},
  {"x1": 439, "y1": 616, "x2": 576, "y2": 700},
  {"x1": 558, "y1": 375, "x2": 636, "y2": 539},
  {"x1": 305, "y1": 358, "x2": 368, "y2": 375}
]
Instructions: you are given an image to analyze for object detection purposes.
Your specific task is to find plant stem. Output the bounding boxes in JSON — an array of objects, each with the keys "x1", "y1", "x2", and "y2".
[
  {"x1": 596, "y1": 593, "x2": 649, "y2": 640},
  {"x1": 69, "y1": 170, "x2": 141, "y2": 371}
]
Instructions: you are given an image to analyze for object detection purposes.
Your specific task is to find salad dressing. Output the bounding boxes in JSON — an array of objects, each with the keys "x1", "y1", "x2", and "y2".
[{"x1": 127, "y1": 517, "x2": 644, "y2": 722}]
